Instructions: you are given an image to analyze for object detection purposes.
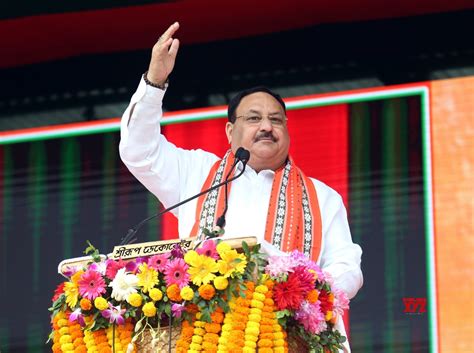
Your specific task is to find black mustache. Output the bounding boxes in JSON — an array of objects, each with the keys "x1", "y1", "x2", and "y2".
[{"x1": 255, "y1": 132, "x2": 277, "y2": 142}]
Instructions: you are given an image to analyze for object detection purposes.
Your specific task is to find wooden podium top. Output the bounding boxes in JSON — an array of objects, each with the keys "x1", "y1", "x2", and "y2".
[{"x1": 58, "y1": 236, "x2": 258, "y2": 276}]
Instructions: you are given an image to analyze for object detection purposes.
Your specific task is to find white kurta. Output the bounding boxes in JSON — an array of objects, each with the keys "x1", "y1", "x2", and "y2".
[{"x1": 119, "y1": 78, "x2": 363, "y2": 352}]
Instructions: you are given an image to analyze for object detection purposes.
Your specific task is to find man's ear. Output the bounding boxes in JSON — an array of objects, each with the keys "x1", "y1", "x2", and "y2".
[{"x1": 225, "y1": 122, "x2": 233, "y2": 144}]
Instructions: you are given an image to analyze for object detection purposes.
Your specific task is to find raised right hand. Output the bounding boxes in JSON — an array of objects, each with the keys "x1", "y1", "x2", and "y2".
[{"x1": 146, "y1": 22, "x2": 180, "y2": 86}]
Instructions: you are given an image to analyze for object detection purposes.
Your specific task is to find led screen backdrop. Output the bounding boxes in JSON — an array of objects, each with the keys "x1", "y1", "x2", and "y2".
[{"x1": 2, "y1": 78, "x2": 472, "y2": 353}]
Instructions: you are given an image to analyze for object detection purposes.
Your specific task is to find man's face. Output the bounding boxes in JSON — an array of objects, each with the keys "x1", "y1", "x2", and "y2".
[{"x1": 225, "y1": 92, "x2": 290, "y2": 172}]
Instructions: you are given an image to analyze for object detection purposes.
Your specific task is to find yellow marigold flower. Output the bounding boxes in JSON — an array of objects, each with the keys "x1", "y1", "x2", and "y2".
[
  {"x1": 149, "y1": 288, "x2": 163, "y2": 301},
  {"x1": 246, "y1": 321, "x2": 260, "y2": 329},
  {"x1": 255, "y1": 285, "x2": 268, "y2": 294},
  {"x1": 57, "y1": 319, "x2": 69, "y2": 328},
  {"x1": 127, "y1": 293, "x2": 142, "y2": 307},
  {"x1": 189, "y1": 343, "x2": 202, "y2": 351},
  {"x1": 60, "y1": 343, "x2": 74, "y2": 351},
  {"x1": 94, "y1": 297, "x2": 108, "y2": 311},
  {"x1": 186, "y1": 251, "x2": 219, "y2": 286},
  {"x1": 191, "y1": 335, "x2": 203, "y2": 344},
  {"x1": 245, "y1": 326, "x2": 259, "y2": 337},
  {"x1": 142, "y1": 302, "x2": 157, "y2": 317},
  {"x1": 325, "y1": 310, "x2": 333, "y2": 321},
  {"x1": 252, "y1": 292, "x2": 266, "y2": 301},
  {"x1": 250, "y1": 300, "x2": 264, "y2": 309},
  {"x1": 213, "y1": 276, "x2": 229, "y2": 290},
  {"x1": 218, "y1": 250, "x2": 247, "y2": 278},
  {"x1": 273, "y1": 339, "x2": 285, "y2": 347},
  {"x1": 64, "y1": 282, "x2": 79, "y2": 309},
  {"x1": 194, "y1": 321, "x2": 206, "y2": 329},
  {"x1": 216, "y1": 242, "x2": 232, "y2": 255},
  {"x1": 59, "y1": 335, "x2": 72, "y2": 344},
  {"x1": 273, "y1": 332, "x2": 284, "y2": 340},
  {"x1": 244, "y1": 332, "x2": 259, "y2": 341},
  {"x1": 180, "y1": 286, "x2": 194, "y2": 301},
  {"x1": 249, "y1": 308, "x2": 261, "y2": 315},
  {"x1": 248, "y1": 314, "x2": 261, "y2": 322},
  {"x1": 244, "y1": 341, "x2": 257, "y2": 348},
  {"x1": 137, "y1": 263, "x2": 159, "y2": 293}
]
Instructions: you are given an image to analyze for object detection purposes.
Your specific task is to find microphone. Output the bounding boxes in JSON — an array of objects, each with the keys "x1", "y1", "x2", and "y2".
[
  {"x1": 119, "y1": 148, "x2": 251, "y2": 245},
  {"x1": 215, "y1": 147, "x2": 250, "y2": 229}
]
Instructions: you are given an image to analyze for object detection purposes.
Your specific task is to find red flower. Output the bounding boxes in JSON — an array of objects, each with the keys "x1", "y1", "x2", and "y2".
[
  {"x1": 274, "y1": 267, "x2": 315, "y2": 311},
  {"x1": 52, "y1": 282, "x2": 65, "y2": 302},
  {"x1": 292, "y1": 266, "x2": 315, "y2": 295},
  {"x1": 274, "y1": 274, "x2": 305, "y2": 310},
  {"x1": 318, "y1": 289, "x2": 334, "y2": 314},
  {"x1": 106, "y1": 259, "x2": 127, "y2": 279}
]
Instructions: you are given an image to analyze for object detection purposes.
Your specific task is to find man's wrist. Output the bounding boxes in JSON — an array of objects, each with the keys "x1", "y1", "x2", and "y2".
[{"x1": 143, "y1": 71, "x2": 169, "y2": 90}]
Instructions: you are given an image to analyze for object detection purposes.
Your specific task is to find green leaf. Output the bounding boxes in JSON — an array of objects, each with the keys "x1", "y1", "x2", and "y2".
[{"x1": 242, "y1": 241, "x2": 250, "y2": 258}]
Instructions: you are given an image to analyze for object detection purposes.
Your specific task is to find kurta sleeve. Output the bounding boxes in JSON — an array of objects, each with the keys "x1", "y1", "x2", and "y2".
[
  {"x1": 119, "y1": 77, "x2": 218, "y2": 215},
  {"x1": 314, "y1": 180, "x2": 363, "y2": 300}
]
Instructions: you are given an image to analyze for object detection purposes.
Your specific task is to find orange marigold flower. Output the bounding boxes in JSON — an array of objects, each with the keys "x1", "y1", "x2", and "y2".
[
  {"x1": 264, "y1": 279, "x2": 274, "y2": 290},
  {"x1": 198, "y1": 284, "x2": 216, "y2": 300},
  {"x1": 166, "y1": 284, "x2": 183, "y2": 302},
  {"x1": 210, "y1": 311, "x2": 224, "y2": 324},
  {"x1": 245, "y1": 281, "x2": 255, "y2": 292},
  {"x1": 259, "y1": 325, "x2": 273, "y2": 333},
  {"x1": 204, "y1": 323, "x2": 221, "y2": 334},
  {"x1": 307, "y1": 289, "x2": 319, "y2": 303},
  {"x1": 75, "y1": 346, "x2": 87, "y2": 353},
  {"x1": 98, "y1": 346, "x2": 112, "y2": 353},
  {"x1": 260, "y1": 318, "x2": 273, "y2": 325},
  {"x1": 203, "y1": 333, "x2": 219, "y2": 343},
  {"x1": 79, "y1": 298, "x2": 92, "y2": 311},
  {"x1": 70, "y1": 331, "x2": 83, "y2": 341},
  {"x1": 52, "y1": 343, "x2": 61, "y2": 353},
  {"x1": 259, "y1": 348, "x2": 274, "y2": 353},
  {"x1": 232, "y1": 322, "x2": 246, "y2": 331},
  {"x1": 263, "y1": 298, "x2": 274, "y2": 306},
  {"x1": 257, "y1": 338, "x2": 273, "y2": 347},
  {"x1": 119, "y1": 331, "x2": 132, "y2": 340},
  {"x1": 231, "y1": 330, "x2": 245, "y2": 340},
  {"x1": 259, "y1": 332, "x2": 274, "y2": 340}
]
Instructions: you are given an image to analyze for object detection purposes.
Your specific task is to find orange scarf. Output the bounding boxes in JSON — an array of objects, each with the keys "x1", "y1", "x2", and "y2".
[{"x1": 189, "y1": 150, "x2": 323, "y2": 261}]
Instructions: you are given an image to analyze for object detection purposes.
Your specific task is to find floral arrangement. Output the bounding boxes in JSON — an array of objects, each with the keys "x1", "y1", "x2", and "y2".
[{"x1": 49, "y1": 240, "x2": 348, "y2": 353}]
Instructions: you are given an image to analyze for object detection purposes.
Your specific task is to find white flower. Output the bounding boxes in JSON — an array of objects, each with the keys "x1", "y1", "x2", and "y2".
[{"x1": 109, "y1": 268, "x2": 138, "y2": 301}]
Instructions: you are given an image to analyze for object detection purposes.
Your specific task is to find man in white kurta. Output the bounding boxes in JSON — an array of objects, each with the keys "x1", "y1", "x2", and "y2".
[{"x1": 119, "y1": 22, "x2": 362, "y2": 352}]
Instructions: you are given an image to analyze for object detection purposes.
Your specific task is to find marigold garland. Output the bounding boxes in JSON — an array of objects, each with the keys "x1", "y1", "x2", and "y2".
[
  {"x1": 201, "y1": 307, "x2": 223, "y2": 353},
  {"x1": 50, "y1": 242, "x2": 348, "y2": 353},
  {"x1": 176, "y1": 305, "x2": 199, "y2": 353},
  {"x1": 188, "y1": 313, "x2": 206, "y2": 353}
]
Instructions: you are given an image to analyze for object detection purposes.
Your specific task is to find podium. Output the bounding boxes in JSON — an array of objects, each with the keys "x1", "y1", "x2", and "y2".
[{"x1": 49, "y1": 236, "x2": 348, "y2": 353}]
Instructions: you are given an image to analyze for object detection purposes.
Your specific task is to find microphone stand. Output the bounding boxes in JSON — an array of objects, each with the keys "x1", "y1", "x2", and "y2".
[{"x1": 119, "y1": 159, "x2": 248, "y2": 245}]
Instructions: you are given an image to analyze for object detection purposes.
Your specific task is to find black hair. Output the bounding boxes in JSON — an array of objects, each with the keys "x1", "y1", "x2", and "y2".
[{"x1": 227, "y1": 86, "x2": 286, "y2": 123}]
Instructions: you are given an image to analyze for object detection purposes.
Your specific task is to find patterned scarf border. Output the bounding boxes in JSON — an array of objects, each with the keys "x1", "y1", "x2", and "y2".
[{"x1": 190, "y1": 151, "x2": 322, "y2": 261}]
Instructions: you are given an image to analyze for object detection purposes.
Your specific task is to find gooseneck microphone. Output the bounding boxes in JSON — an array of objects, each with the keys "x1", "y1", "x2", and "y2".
[
  {"x1": 119, "y1": 148, "x2": 250, "y2": 245},
  {"x1": 215, "y1": 148, "x2": 250, "y2": 229}
]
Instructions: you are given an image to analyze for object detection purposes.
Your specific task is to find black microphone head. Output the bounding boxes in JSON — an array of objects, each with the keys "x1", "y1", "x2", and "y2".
[{"x1": 235, "y1": 147, "x2": 250, "y2": 163}]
